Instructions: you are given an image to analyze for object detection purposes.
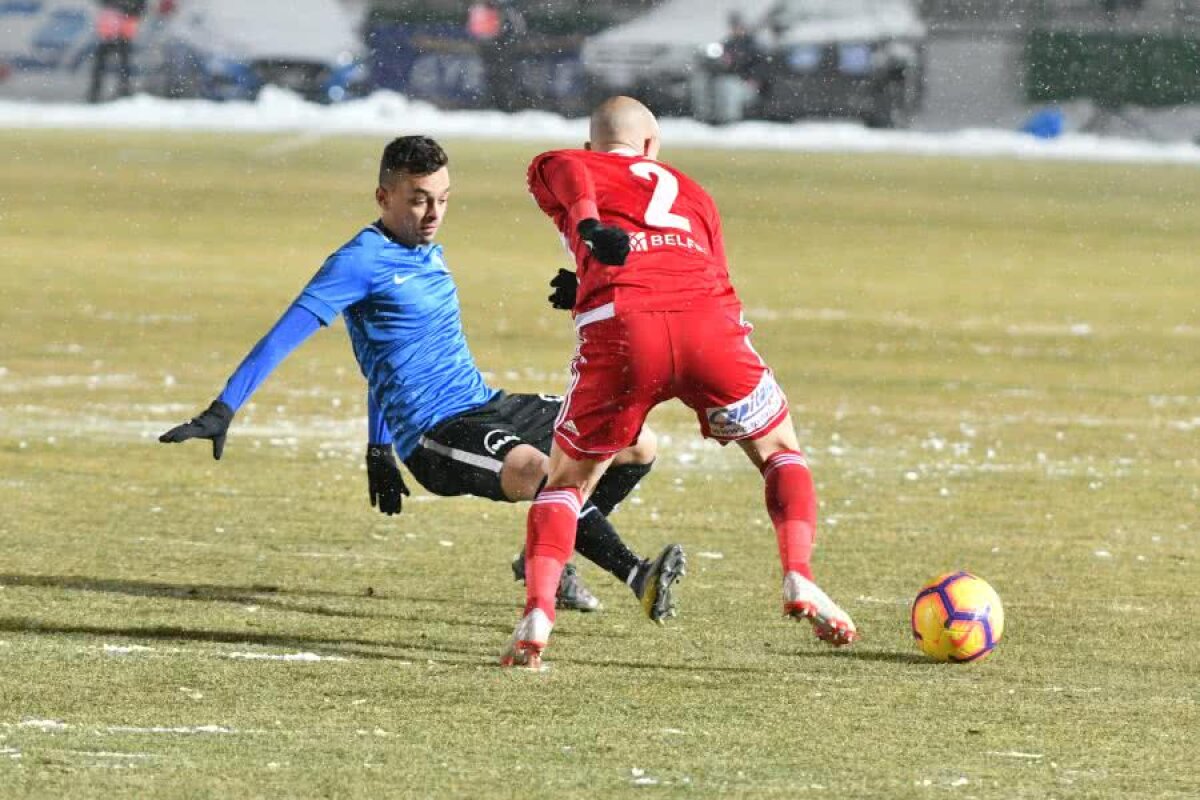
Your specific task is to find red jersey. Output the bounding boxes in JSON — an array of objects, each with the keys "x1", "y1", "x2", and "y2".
[{"x1": 527, "y1": 149, "x2": 739, "y2": 315}]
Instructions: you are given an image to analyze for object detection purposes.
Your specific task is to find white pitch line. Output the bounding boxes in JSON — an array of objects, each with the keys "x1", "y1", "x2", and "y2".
[
  {"x1": 987, "y1": 751, "x2": 1044, "y2": 760},
  {"x1": 67, "y1": 751, "x2": 154, "y2": 759},
  {"x1": 224, "y1": 651, "x2": 347, "y2": 663},
  {"x1": 8, "y1": 719, "x2": 250, "y2": 736}
]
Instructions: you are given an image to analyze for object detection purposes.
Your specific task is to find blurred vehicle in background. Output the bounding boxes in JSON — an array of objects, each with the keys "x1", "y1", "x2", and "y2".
[
  {"x1": 582, "y1": 0, "x2": 926, "y2": 128},
  {"x1": 0, "y1": 0, "x2": 369, "y2": 103},
  {"x1": 0, "y1": 0, "x2": 98, "y2": 101},
  {"x1": 140, "y1": 0, "x2": 370, "y2": 102},
  {"x1": 749, "y1": 0, "x2": 926, "y2": 128},
  {"x1": 580, "y1": 0, "x2": 775, "y2": 116}
]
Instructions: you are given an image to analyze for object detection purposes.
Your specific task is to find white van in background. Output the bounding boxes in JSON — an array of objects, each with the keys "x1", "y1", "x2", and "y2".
[
  {"x1": 581, "y1": 0, "x2": 927, "y2": 127},
  {"x1": 580, "y1": 0, "x2": 777, "y2": 115}
]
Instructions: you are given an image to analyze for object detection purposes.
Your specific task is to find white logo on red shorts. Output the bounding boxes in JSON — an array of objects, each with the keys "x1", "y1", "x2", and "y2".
[{"x1": 706, "y1": 372, "x2": 786, "y2": 439}]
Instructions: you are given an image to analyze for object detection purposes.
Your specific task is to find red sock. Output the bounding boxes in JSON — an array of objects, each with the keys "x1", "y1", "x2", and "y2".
[
  {"x1": 762, "y1": 450, "x2": 817, "y2": 581},
  {"x1": 524, "y1": 487, "x2": 582, "y2": 622}
]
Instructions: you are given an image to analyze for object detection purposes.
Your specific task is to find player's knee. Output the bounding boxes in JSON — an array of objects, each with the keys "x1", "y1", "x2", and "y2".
[
  {"x1": 628, "y1": 429, "x2": 657, "y2": 465},
  {"x1": 621, "y1": 427, "x2": 657, "y2": 466},
  {"x1": 499, "y1": 445, "x2": 548, "y2": 502}
]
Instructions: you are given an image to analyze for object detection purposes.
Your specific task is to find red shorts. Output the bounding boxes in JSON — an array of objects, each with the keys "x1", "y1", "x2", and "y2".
[{"x1": 554, "y1": 304, "x2": 789, "y2": 460}]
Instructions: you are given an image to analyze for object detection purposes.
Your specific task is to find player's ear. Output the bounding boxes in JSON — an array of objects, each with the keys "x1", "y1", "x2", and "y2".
[
  {"x1": 643, "y1": 136, "x2": 660, "y2": 159},
  {"x1": 375, "y1": 185, "x2": 389, "y2": 210}
]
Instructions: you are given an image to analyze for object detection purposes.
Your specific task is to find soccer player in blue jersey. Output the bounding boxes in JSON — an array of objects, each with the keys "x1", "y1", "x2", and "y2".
[{"x1": 159, "y1": 136, "x2": 685, "y2": 619}]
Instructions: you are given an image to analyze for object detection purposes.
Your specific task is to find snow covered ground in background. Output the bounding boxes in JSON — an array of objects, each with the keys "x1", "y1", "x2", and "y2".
[{"x1": 2, "y1": 88, "x2": 1200, "y2": 166}]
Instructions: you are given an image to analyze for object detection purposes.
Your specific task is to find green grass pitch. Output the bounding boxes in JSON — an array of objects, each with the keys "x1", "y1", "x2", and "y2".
[{"x1": 0, "y1": 130, "x2": 1197, "y2": 798}]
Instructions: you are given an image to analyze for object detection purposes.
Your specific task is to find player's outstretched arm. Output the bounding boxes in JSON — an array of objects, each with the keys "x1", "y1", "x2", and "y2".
[
  {"x1": 158, "y1": 303, "x2": 320, "y2": 460},
  {"x1": 365, "y1": 390, "x2": 409, "y2": 515},
  {"x1": 159, "y1": 399, "x2": 234, "y2": 460}
]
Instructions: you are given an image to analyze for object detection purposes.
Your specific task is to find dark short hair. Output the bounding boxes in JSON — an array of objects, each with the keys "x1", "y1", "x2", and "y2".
[{"x1": 379, "y1": 136, "x2": 448, "y2": 185}]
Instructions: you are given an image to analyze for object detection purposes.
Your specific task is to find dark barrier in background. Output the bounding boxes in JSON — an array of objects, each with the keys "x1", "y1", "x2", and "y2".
[
  {"x1": 366, "y1": 22, "x2": 586, "y2": 114},
  {"x1": 1025, "y1": 31, "x2": 1200, "y2": 107}
]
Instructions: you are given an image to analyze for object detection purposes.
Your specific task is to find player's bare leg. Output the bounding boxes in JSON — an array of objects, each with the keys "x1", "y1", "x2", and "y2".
[
  {"x1": 499, "y1": 444, "x2": 596, "y2": 611},
  {"x1": 498, "y1": 430, "x2": 655, "y2": 501},
  {"x1": 739, "y1": 415, "x2": 858, "y2": 646},
  {"x1": 501, "y1": 445, "x2": 610, "y2": 669},
  {"x1": 503, "y1": 432, "x2": 662, "y2": 613}
]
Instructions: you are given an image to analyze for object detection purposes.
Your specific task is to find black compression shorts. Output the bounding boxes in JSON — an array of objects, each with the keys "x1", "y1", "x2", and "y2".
[{"x1": 403, "y1": 391, "x2": 560, "y2": 502}]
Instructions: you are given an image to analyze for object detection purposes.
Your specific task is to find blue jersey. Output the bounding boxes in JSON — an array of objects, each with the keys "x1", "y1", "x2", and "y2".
[{"x1": 295, "y1": 224, "x2": 498, "y2": 459}]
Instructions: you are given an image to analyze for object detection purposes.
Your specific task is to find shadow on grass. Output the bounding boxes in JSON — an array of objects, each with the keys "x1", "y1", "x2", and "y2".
[
  {"x1": 376, "y1": 591, "x2": 516, "y2": 610},
  {"x1": 0, "y1": 616, "x2": 490, "y2": 664},
  {"x1": 561, "y1": 656, "x2": 777, "y2": 674},
  {"x1": 0, "y1": 573, "x2": 517, "y2": 625},
  {"x1": 790, "y1": 646, "x2": 931, "y2": 665},
  {"x1": 0, "y1": 573, "x2": 355, "y2": 600}
]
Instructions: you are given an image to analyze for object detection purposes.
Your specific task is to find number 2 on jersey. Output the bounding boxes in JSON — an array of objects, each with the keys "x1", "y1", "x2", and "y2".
[{"x1": 630, "y1": 162, "x2": 692, "y2": 233}]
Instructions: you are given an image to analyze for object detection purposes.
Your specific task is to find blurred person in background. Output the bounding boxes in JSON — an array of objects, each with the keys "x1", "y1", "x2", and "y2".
[
  {"x1": 694, "y1": 13, "x2": 765, "y2": 124},
  {"x1": 721, "y1": 13, "x2": 764, "y2": 84},
  {"x1": 466, "y1": 0, "x2": 527, "y2": 111},
  {"x1": 88, "y1": 0, "x2": 150, "y2": 103}
]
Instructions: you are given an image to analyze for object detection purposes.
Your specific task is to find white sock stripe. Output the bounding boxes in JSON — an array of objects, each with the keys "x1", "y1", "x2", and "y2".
[
  {"x1": 534, "y1": 492, "x2": 581, "y2": 504},
  {"x1": 763, "y1": 453, "x2": 809, "y2": 476},
  {"x1": 533, "y1": 491, "x2": 583, "y2": 514},
  {"x1": 767, "y1": 457, "x2": 808, "y2": 468},
  {"x1": 532, "y1": 501, "x2": 582, "y2": 516},
  {"x1": 537, "y1": 489, "x2": 582, "y2": 501}
]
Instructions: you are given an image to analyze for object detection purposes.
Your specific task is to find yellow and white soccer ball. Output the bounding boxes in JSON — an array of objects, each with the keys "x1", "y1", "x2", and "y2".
[{"x1": 911, "y1": 572, "x2": 1004, "y2": 662}]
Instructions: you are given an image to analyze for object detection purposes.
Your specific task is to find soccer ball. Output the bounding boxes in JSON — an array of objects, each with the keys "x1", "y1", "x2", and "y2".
[{"x1": 911, "y1": 572, "x2": 1004, "y2": 662}]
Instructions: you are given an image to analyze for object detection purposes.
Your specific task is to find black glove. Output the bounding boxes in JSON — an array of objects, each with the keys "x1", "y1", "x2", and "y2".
[
  {"x1": 366, "y1": 443, "x2": 409, "y2": 515},
  {"x1": 577, "y1": 218, "x2": 630, "y2": 266},
  {"x1": 158, "y1": 399, "x2": 234, "y2": 460},
  {"x1": 548, "y1": 268, "x2": 578, "y2": 310}
]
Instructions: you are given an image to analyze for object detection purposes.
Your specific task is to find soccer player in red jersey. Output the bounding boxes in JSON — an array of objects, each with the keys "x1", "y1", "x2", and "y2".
[{"x1": 501, "y1": 96, "x2": 858, "y2": 669}]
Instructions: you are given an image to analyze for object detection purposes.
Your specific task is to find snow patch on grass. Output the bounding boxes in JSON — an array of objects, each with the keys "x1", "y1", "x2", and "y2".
[
  {"x1": 68, "y1": 750, "x2": 154, "y2": 759},
  {"x1": 105, "y1": 724, "x2": 239, "y2": 735},
  {"x1": 103, "y1": 644, "x2": 155, "y2": 655},
  {"x1": 17, "y1": 719, "x2": 68, "y2": 731},
  {"x1": 987, "y1": 751, "x2": 1044, "y2": 760}
]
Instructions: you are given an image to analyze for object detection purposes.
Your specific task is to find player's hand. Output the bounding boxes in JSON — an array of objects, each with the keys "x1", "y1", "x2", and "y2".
[
  {"x1": 366, "y1": 443, "x2": 409, "y2": 515},
  {"x1": 548, "y1": 268, "x2": 578, "y2": 310},
  {"x1": 577, "y1": 218, "x2": 630, "y2": 266},
  {"x1": 158, "y1": 399, "x2": 234, "y2": 460}
]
